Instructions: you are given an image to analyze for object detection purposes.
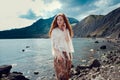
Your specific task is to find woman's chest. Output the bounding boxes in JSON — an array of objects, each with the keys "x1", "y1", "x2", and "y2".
[{"x1": 56, "y1": 29, "x2": 65, "y2": 39}]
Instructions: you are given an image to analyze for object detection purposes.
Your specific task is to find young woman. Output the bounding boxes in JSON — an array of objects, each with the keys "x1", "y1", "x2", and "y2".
[{"x1": 49, "y1": 13, "x2": 74, "y2": 80}]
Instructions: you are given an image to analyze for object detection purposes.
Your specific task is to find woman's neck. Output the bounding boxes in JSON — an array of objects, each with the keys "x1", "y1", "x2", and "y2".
[
  {"x1": 58, "y1": 25, "x2": 62, "y2": 29},
  {"x1": 58, "y1": 26, "x2": 63, "y2": 31}
]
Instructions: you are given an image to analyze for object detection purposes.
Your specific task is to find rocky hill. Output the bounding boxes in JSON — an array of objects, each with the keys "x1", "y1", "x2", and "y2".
[{"x1": 73, "y1": 7, "x2": 120, "y2": 38}]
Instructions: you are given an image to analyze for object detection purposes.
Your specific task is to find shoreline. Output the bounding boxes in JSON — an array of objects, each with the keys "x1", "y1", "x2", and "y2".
[
  {"x1": 69, "y1": 38, "x2": 120, "y2": 80},
  {"x1": 50, "y1": 38, "x2": 120, "y2": 80}
]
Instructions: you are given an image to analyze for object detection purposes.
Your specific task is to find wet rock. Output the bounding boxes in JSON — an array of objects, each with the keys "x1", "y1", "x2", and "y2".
[
  {"x1": 53, "y1": 74, "x2": 55, "y2": 76},
  {"x1": 0, "y1": 65, "x2": 29, "y2": 80},
  {"x1": 22, "y1": 49, "x2": 25, "y2": 52},
  {"x1": 7, "y1": 72, "x2": 29, "y2": 80},
  {"x1": 34, "y1": 71, "x2": 39, "y2": 75},
  {"x1": 76, "y1": 65, "x2": 89, "y2": 70},
  {"x1": 26, "y1": 46, "x2": 30, "y2": 48},
  {"x1": 95, "y1": 41, "x2": 99, "y2": 43},
  {"x1": 0, "y1": 65, "x2": 12, "y2": 77},
  {"x1": 89, "y1": 59, "x2": 101, "y2": 68},
  {"x1": 12, "y1": 71, "x2": 23, "y2": 75},
  {"x1": 100, "y1": 45, "x2": 106, "y2": 49},
  {"x1": 75, "y1": 66, "x2": 80, "y2": 75},
  {"x1": 70, "y1": 68, "x2": 76, "y2": 77},
  {"x1": 71, "y1": 64, "x2": 74, "y2": 68}
]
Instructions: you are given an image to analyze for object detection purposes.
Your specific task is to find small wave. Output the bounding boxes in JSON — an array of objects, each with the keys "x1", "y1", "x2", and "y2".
[{"x1": 11, "y1": 63, "x2": 17, "y2": 67}]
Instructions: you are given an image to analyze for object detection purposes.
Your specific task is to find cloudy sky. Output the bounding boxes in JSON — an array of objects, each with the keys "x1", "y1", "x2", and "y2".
[{"x1": 0, "y1": 0, "x2": 120, "y2": 31}]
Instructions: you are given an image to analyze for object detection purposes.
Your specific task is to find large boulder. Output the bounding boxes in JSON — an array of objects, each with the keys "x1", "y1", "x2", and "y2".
[
  {"x1": 89, "y1": 59, "x2": 101, "y2": 68},
  {"x1": 0, "y1": 65, "x2": 12, "y2": 77},
  {"x1": 7, "y1": 72, "x2": 29, "y2": 80},
  {"x1": 0, "y1": 65, "x2": 29, "y2": 80}
]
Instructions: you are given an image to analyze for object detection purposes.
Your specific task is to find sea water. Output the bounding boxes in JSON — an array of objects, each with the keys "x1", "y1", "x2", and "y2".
[{"x1": 0, "y1": 38, "x2": 105, "y2": 80}]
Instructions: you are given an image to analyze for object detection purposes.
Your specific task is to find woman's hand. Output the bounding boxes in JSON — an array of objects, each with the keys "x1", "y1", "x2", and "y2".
[
  {"x1": 63, "y1": 23, "x2": 66, "y2": 31},
  {"x1": 54, "y1": 48, "x2": 63, "y2": 61},
  {"x1": 57, "y1": 54, "x2": 63, "y2": 62}
]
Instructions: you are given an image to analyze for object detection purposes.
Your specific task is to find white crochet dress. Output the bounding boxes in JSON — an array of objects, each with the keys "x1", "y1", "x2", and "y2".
[{"x1": 51, "y1": 27, "x2": 74, "y2": 60}]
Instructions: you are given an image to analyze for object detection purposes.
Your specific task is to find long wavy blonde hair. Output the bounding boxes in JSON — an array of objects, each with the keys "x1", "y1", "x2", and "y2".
[{"x1": 49, "y1": 13, "x2": 73, "y2": 38}]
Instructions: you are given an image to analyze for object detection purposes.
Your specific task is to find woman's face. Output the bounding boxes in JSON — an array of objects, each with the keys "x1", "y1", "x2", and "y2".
[{"x1": 57, "y1": 16, "x2": 64, "y2": 27}]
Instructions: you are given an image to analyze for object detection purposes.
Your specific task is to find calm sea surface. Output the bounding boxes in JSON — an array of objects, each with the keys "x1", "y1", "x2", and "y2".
[{"x1": 0, "y1": 38, "x2": 106, "y2": 80}]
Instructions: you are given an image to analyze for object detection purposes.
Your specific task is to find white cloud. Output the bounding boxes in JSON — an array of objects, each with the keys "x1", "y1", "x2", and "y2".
[
  {"x1": 0, "y1": 0, "x2": 34, "y2": 30},
  {"x1": 0, "y1": 0, "x2": 61, "y2": 30},
  {"x1": 0, "y1": 17, "x2": 34, "y2": 31},
  {"x1": 0, "y1": 0, "x2": 32, "y2": 17},
  {"x1": 76, "y1": 0, "x2": 120, "y2": 21},
  {"x1": 94, "y1": 0, "x2": 112, "y2": 8},
  {"x1": 32, "y1": 0, "x2": 61, "y2": 18},
  {"x1": 0, "y1": 0, "x2": 119, "y2": 30},
  {"x1": 92, "y1": 0, "x2": 120, "y2": 15}
]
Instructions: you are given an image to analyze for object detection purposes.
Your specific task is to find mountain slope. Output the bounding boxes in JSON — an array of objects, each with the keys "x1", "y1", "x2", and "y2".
[
  {"x1": 90, "y1": 7, "x2": 120, "y2": 38},
  {"x1": 0, "y1": 16, "x2": 78, "y2": 38},
  {"x1": 73, "y1": 15, "x2": 104, "y2": 37},
  {"x1": 73, "y1": 7, "x2": 120, "y2": 38}
]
